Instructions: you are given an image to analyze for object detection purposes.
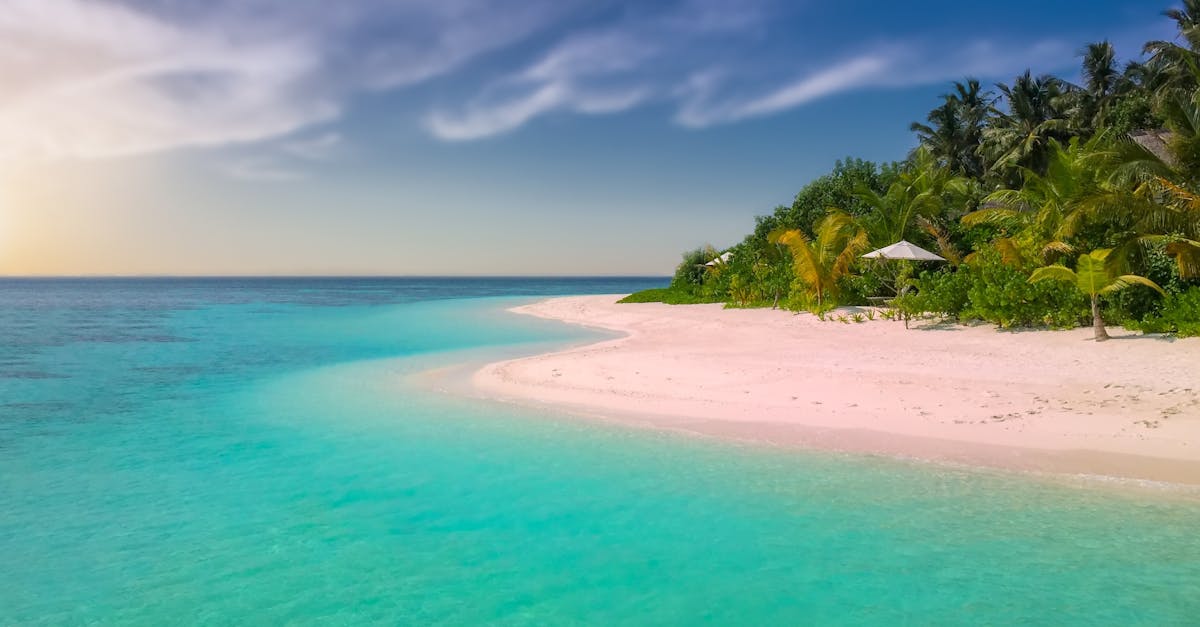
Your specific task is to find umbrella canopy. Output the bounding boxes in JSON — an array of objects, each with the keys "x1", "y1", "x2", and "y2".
[
  {"x1": 704, "y1": 251, "x2": 732, "y2": 267},
  {"x1": 861, "y1": 240, "x2": 945, "y2": 262}
]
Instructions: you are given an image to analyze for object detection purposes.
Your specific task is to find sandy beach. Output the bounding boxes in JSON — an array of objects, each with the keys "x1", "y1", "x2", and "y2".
[{"x1": 473, "y1": 295, "x2": 1200, "y2": 485}]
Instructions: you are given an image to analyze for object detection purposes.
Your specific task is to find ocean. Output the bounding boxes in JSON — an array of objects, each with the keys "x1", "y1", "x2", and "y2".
[{"x1": 1, "y1": 278, "x2": 1197, "y2": 625}]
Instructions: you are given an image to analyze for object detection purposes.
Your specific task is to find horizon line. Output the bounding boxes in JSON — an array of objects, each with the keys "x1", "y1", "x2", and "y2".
[{"x1": 0, "y1": 274, "x2": 672, "y2": 280}]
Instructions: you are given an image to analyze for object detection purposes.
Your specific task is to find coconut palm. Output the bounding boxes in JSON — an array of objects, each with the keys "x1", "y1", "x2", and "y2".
[
  {"x1": 1029, "y1": 249, "x2": 1165, "y2": 341},
  {"x1": 856, "y1": 147, "x2": 971, "y2": 247},
  {"x1": 1143, "y1": 0, "x2": 1200, "y2": 94},
  {"x1": 1131, "y1": 178, "x2": 1200, "y2": 278},
  {"x1": 911, "y1": 79, "x2": 992, "y2": 178},
  {"x1": 1064, "y1": 41, "x2": 1122, "y2": 135},
  {"x1": 770, "y1": 211, "x2": 869, "y2": 311},
  {"x1": 1085, "y1": 95, "x2": 1200, "y2": 278},
  {"x1": 963, "y1": 135, "x2": 1116, "y2": 264},
  {"x1": 982, "y1": 71, "x2": 1072, "y2": 181}
]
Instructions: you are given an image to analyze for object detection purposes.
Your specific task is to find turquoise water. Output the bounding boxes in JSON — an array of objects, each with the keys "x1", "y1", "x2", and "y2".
[{"x1": 2, "y1": 278, "x2": 1198, "y2": 625}]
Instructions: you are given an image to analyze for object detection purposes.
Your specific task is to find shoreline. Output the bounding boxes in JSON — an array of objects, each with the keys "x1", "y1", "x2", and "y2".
[{"x1": 465, "y1": 295, "x2": 1200, "y2": 486}]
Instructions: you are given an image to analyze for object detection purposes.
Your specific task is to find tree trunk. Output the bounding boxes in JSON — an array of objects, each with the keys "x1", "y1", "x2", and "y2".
[
  {"x1": 1091, "y1": 295, "x2": 1109, "y2": 342},
  {"x1": 772, "y1": 289, "x2": 779, "y2": 310}
]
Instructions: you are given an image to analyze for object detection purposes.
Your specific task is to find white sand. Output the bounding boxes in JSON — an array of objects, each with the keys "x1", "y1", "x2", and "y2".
[{"x1": 473, "y1": 295, "x2": 1200, "y2": 484}]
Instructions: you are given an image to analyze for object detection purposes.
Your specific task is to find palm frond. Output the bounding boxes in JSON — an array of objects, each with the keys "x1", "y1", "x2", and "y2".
[
  {"x1": 1165, "y1": 239, "x2": 1200, "y2": 278},
  {"x1": 1028, "y1": 265, "x2": 1076, "y2": 284},
  {"x1": 994, "y1": 238, "x2": 1025, "y2": 266},
  {"x1": 1102, "y1": 275, "x2": 1166, "y2": 296},
  {"x1": 961, "y1": 207, "x2": 1022, "y2": 227}
]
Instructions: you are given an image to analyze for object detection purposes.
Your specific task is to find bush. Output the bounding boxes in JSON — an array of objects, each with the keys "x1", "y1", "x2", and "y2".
[
  {"x1": 781, "y1": 277, "x2": 838, "y2": 314},
  {"x1": 961, "y1": 253, "x2": 1088, "y2": 328},
  {"x1": 1128, "y1": 287, "x2": 1200, "y2": 337},
  {"x1": 671, "y1": 246, "x2": 718, "y2": 289},
  {"x1": 617, "y1": 287, "x2": 722, "y2": 305},
  {"x1": 894, "y1": 268, "x2": 972, "y2": 318},
  {"x1": 891, "y1": 251, "x2": 1088, "y2": 328},
  {"x1": 839, "y1": 269, "x2": 886, "y2": 306},
  {"x1": 1105, "y1": 242, "x2": 1189, "y2": 324}
]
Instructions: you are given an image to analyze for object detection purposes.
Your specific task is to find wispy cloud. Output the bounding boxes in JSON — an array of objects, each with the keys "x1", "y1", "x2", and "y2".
[
  {"x1": 426, "y1": 30, "x2": 658, "y2": 140},
  {"x1": 426, "y1": 0, "x2": 769, "y2": 140},
  {"x1": 0, "y1": 0, "x2": 1162, "y2": 159},
  {"x1": 0, "y1": 0, "x2": 334, "y2": 160},
  {"x1": 423, "y1": 1, "x2": 1107, "y2": 139},
  {"x1": 0, "y1": 0, "x2": 578, "y2": 162},
  {"x1": 675, "y1": 55, "x2": 892, "y2": 128}
]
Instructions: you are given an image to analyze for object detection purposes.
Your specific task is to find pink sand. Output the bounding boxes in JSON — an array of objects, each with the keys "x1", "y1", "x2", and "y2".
[{"x1": 472, "y1": 295, "x2": 1200, "y2": 485}]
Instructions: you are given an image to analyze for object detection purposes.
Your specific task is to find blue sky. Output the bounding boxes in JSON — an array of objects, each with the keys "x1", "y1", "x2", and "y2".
[{"x1": 0, "y1": 0, "x2": 1180, "y2": 275}]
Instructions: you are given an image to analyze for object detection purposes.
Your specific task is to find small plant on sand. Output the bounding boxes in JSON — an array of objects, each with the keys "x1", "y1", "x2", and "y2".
[
  {"x1": 816, "y1": 311, "x2": 827, "y2": 321},
  {"x1": 836, "y1": 314, "x2": 851, "y2": 324},
  {"x1": 1030, "y1": 249, "x2": 1165, "y2": 341},
  {"x1": 866, "y1": 309, "x2": 877, "y2": 321},
  {"x1": 852, "y1": 313, "x2": 866, "y2": 323}
]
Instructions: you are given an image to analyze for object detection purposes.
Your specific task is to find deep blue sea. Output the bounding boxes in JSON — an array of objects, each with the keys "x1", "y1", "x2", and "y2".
[{"x1": 2, "y1": 278, "x2": 1198, "y2": 625}]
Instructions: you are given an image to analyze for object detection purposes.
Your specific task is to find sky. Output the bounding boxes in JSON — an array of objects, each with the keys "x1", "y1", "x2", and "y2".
[{"x1": 0, "y1": 0, "x2": 1181, "y2": 276}]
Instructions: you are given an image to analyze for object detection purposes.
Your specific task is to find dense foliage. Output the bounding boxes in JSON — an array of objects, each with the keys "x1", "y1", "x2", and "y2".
[{"x1": 631, "y1": 3, "x2": 1200, "y2": 338}]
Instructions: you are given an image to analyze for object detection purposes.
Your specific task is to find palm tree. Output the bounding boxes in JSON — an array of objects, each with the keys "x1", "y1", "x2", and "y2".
[
  {"x1": 911, "y1": 79, "x2": 992, "y2": 178},
  {"x1": 857, "y1": 147, "x2": 970, "y2": 247},
  {"x1": 982, "y1": 71, "x2": 1072, "y2": 181},
  {"x1": 770, "y1": 211, "x2": 869, "y2": 311},
  {"x1": 1144, "y1": 0, "x2": 1200, "y2": 93},
  {"x1": 1064, "y1": 41, "x2": 1121, "y2": 135},
  {"x1": 1082, "y1": 41, "x2": 1121, "y2": 98},
  {"x1": 911, "y1": 100, "x2": 963, "y2": 168},
  {"x1": 1087, "y1": 96, "x2": 1200, "y2": 278},
  {"x1": 1130, "y1": 177, "x2": 1200, "y2": 278},
  {"x1": 1029, "y1": 249, "x2": 1165, "y2": 341},
  {"x1": 963, "y1": 135, "x2": 1115, "y2": 264}
]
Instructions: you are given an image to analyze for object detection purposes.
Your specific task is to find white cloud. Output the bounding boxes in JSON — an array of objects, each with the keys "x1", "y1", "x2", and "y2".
[
  {"x1": 0, "y1": 0, "x2": 579, "y2": 162},
  {"x1": 427, "y1": 84, "x2": 570, "y2": 141},
  {"x1": 426, "y1": 83, "x2": 650, "y2": 140},
  {"x1": 354, "y1": 0, "x2": 581, "y2": 90},
  {"x1": 0, "y1": 0, "x2": 334, "y2": 160},
  {"x1": 425, "y1": 1, "x2": 756, "y2": 140},
  {"x1": 675, "y1": 55, "x2": 892, "y2": 127},
  {"x1": 425, "y1": 29, "x2": 658, "y2": 140},
  {"x1": 424, "y1": 2, "x2": 1087, "y2": 139},
  {"x1": 0, "y1": 0, "x2": 1158, "y2": 157}
]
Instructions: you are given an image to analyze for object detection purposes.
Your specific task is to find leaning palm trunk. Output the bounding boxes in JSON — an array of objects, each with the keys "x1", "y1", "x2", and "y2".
[
  {"x1": 1090, "y1": 295, "x2": 1109, "y2": 341},
  {"x1": 1030, "y1": 249, "x2": 1164, "y2": 343}
]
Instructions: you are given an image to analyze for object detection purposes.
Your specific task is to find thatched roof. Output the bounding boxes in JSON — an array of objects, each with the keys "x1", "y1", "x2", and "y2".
[{"x1": 1129, "y1": 129, "x2": 1174, "y2": 165}]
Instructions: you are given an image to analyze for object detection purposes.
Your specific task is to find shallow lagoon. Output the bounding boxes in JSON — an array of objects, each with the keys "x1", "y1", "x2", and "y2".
[{"x1": 2, "y1": 278, "x2": 1197, "y2": 625}]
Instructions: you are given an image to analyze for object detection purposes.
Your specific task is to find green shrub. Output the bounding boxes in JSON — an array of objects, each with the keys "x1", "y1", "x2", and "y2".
[
  {"x1": 1128, "y1": 287, "x2": 1200, "y2": 337},
  {"x1": 892, "y1": 251, "x2": 1088, "y2": 327},
  {"x1": 1105, "y1": 242, "x2": 1188, "y2": 324},
  {"x1": 839, "y1": 269, "x2": 885, "y2": 306},
  {"x1": 894, "y1": 268, "x2": 973, "y2": 319},
  {"x1": 671, "y1": 246, "x2": 719, "y2": 289},
  {"x1": 961, "y1": 253, "x2": 1088, "y2": 328},
  {"x1": 618, "y1": 287, "x2": 723, "y2": 305}
]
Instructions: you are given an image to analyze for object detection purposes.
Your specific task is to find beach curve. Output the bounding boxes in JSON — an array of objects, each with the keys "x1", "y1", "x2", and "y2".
[{"x1": 472, "y1": 295, "x2": 1200, "y2": 485}]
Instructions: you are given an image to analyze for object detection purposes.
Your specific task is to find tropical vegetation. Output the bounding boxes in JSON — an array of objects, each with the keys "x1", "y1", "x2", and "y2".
[{"x1": 636, "y1": 3, "x2": 1200, "y2": 338}]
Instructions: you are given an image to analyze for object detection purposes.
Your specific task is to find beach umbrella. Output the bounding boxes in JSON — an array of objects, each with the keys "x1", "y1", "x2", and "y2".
[
  {"x1": 861, "y1": 241, "x2": 946, "y2": 321},
  {"x1": 861, "y1": 240, "x2": 945, "y2": 261},
  {"x1": 704, "y1": 252, "x2": 732, "y2": 267}
]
